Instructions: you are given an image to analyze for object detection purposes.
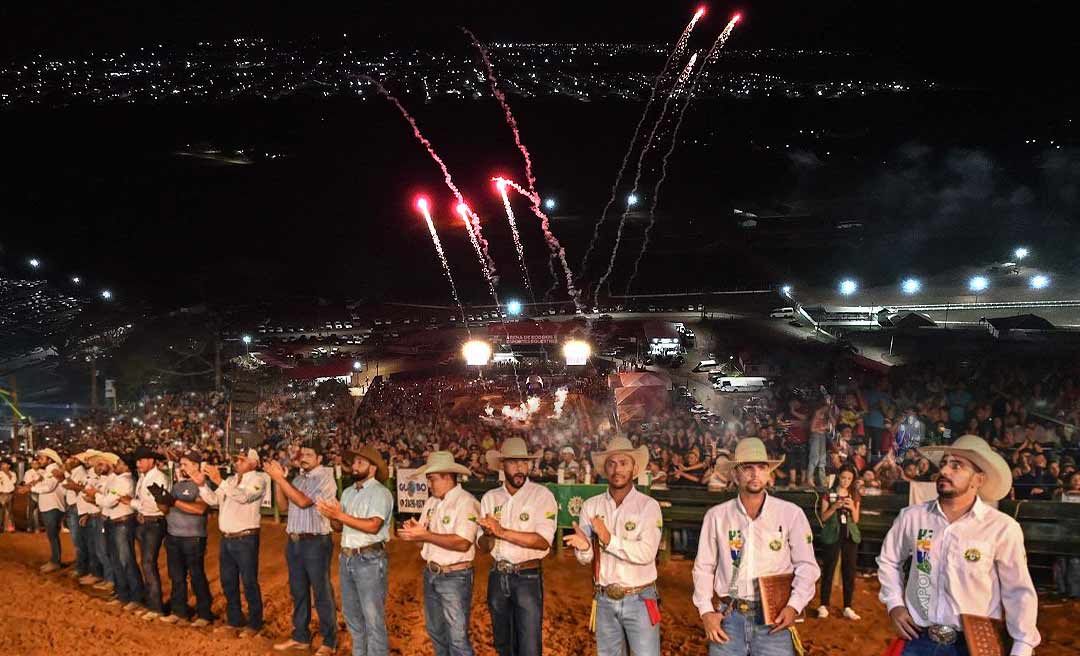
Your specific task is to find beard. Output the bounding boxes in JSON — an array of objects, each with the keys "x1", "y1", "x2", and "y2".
[
  {"x1": 508, "y1": 472, "x2": 528, "y2": 488},
  {"x1": 936, "y1": 477, "x2": 966, "y2": 498},
  {"x1": 353, "y1": 463, "x2": 371, "y2": 480}
]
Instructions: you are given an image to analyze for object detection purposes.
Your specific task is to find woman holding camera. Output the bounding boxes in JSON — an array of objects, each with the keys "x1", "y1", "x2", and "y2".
[{"x1": 816, "y1": 465, "x2": 862, "y2": 620}]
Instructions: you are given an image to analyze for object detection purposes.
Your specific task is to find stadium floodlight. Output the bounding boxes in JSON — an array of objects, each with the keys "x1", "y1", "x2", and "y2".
[
  {"x1": 780, "y1": 284, "x2": 793, "y2": 297},
  {"x1": 507, "y1": 300, "x2": 523, "y2": 316},
  {"x1": 71, "y1": 276, "x2": 81, "y2": 284},
  {"x1": 462, "y1": 340, "x2": 492, "y2": 366},
  {"x1": 839, "y1": 279, "x2": 858, "y2": 296},
  {"x1": 100, "y1": 289, "x2": 112, "y2": 300},
  {"x1": 563, "y1": 340, "x2": 591, "y2": 366},
  {"x1": 352, "y1": 360, "x2": 362, "y2": 370},
  {"x1": 241, "y1": 335, "x2": 252, "y2": 345},
  {"x1": 1014, "y1": 247, "x2": 1029, "y2": 261},
  {"x1": 29, "y1": 258, "x2": 40, "y2": 268},
  {"x1": 968, "y1": 276, "x2": 989, "y2": 293},
  {"x1": 901, "y1": 278, "x2": 922, "y2": 295},
  {"x1": 544, "y1": 198, "x2": 557, "y2": 211},
  {"x1": 1029, "y1": 274, "x2": 1050, "y2": 290},
  {"x1": 627, "y1": 193, "x2": 639, "y2": 207}
]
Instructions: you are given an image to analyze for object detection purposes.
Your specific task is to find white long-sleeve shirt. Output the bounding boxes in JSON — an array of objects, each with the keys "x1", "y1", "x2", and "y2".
[
  {"x1": 573, "y1": 487, "x2": 662, "y2": 588},
  {"x1": 98, "y1": 472, "x2": 135, "y2": 520},
  {"x1": 77, "y1": 470, "x2": 103, "y2": 515},
  {"x1": 0, "y1": 470, "x2": 16, "y2": 494},
  {"x1": 64, "y1": 465, "x2": 87, "y2": 506},
  {"x1": 419, "y1": 484, "x2": 481, "y2": 566},
  {"x1": 133, "y1": 467, "x2": 168, "y2": 517},
  {"x1": 479, "y1": 480, "x2": 559, "y2": 563},
  {"x1": 692, "y1": 493, "x2": 820, "y2": 616},
  {"x1": 877, "y1": 498, "x2": 1040, "y2": 656},
  {"x1": 30, "y1": 463, "x2": 65, "y2": 512},
  {"x1": 199, "y1": 473, "x2": 264, "y2": 533}
]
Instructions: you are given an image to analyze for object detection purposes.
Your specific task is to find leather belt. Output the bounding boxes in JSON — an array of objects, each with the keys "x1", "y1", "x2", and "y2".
[
  {"x1": 107, "y1": 515, "x2": 134, "y2": 525},
  {"x1": 926, "y1": 625, "x2": 960, "y2": 645},
  {"x1": 493, "y1": 559, "x2": 542, "y2": 575},
  {"x1": 425, "y1": 561, "x2": 472, "y2": 575},
  {"x1": 137, "y1": 514, "x2": 165, "y2": 523},
  {"x1": 222, "y1": 528, "x2": 260, "y2": 539},
  {"x1": 719, "y1": 596, "x2": 758, "y2": 614},
  {"x1": 595, "y1": 581, "x2": 655, "y2": 600},
  {"x1": 341, "y1": 543, "x2": 386, "y2": 557},
  {"x1": 288, "y1": 532, "x2": 328, "y2": 542}
]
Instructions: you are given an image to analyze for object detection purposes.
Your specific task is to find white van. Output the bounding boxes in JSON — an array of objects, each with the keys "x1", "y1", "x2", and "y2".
[
  {"x1": 692, "y1": 359, "x2": 718, "y2": 373},
  {"x1": 769, "y1": 307, "x2": 796, "y2": 319},
  {"x1": 713, "y1": 376, "x2": 770, "y2": 393}
]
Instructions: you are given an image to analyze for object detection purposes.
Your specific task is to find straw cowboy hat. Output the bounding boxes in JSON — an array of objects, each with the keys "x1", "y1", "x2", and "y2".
[
  {"x1": 920, "y1": 434, "x2": 1013, "y2": 502},
  {"x1": 36, "y1": 448, "x2": 63, "y2": 467},
  {"x1": 591, "y1": 436, "x2": 649, "y2": 473},
  {"x1": 486, "y1": 437, "x2": 541, "y2": 470},
  {"x1": 73, "y1": 449, "x2": 101, "y2": 464},
  {"x1": 712, "y1": 438, "x2": 785, "y2": 475},
  {"x1": 88, "y1": 452, "x2": 120, "y2": 466},
  {"x1": 345, "y1": 445, "x2": 389, "y2": 484},
  {"x1": 412, "y1": 450, "x2": 471, "y2": 478}
]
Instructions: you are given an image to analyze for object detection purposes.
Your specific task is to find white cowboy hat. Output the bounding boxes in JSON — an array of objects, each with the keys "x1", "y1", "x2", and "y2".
[
  {"x1": 486, "y1": 437, "x2": 541, "y2": 470},
  {"x1": 36, "y1": 448, "x2": 63, "y2": 466},
  {"x1": 920, "y1": 434, "x2": 1013, "y2": 502},
  {"x1": 591, "y1": 436, "x2": 649, "y2": 474},
  {"x1": 412, "y1": 450, "x2": 471, "y2": 478},
  {"x1": 73, "y1": 449, "x2": 101, "y2": 464},
  {"x1": 713, "y1": 438, "x2": 785, "y2": 474},
  {"x1": 89, "y1": 452, "x2": 120, "y2": 466}
]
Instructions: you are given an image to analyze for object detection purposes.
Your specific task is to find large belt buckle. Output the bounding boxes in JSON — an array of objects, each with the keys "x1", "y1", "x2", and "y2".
[
  {"x1": 927, "y1": 625, "x2": 958, "y2": 645},
  {"x1": 426, "y1": 561, "x2": 444, "y2": 575},
  {"x1": 736, "y1": 600, "x2": 752, "y2": 614},
  {"x1": 605, "y1": 584, "x2": 627, "y2": 600},
  {"x1": 288, "y1": 533, "x2": 299, "y2": 543},
  {"x1": 495, "y1": 560, "x2": 516, "y2": 575}
]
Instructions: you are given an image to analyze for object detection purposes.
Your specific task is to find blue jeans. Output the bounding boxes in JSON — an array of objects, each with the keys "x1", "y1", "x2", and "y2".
[
  {"x1": 166, "y1": 535, "x2": 213, "y2": 620},
  {"x1": 708, "y1": 607, "x2": 795, "y2": 656},
  {"x1": 594, "y1": 585, "x2": 661, "y2": 656},
  {"x1": 807, "y1": 432, "x2": 828, "y2": 487},
  {"x1": 901, "y1": 634, "x2": 970, "y2": 656},
  {"x1": 1054, "y1": 557, "x2": 1080, "y2": 597},
  {"x1": 67, "y1": 507, "x2": 89, "y2": 575},
  {"x1": 41, "y1": 508, "x2": 64, "y2": 565},
  {"x1": 27, "y1": 493, "x2": 40, "y2": 532},
  {"x1": 137, "y1": 518, "x2": 166, "y2": 613},
  {"x1": 220, "y1": 533, "x2": 263, "y2": 629},
  {"x1": 286, "y1": 534, "x2": 337, "y2": 647},
  {"x1": 340, "y1": 550, "x2": 389, "y2": 656},
  {"x1": 107, "y1": 517, "x2": 145, "y2": 604},
  {"x1": 423, "y1": 567, "x2": 476, "y2": 656},
  {"x1": 488, "y1": 568, "x2": 543, "y2": 656},
  {"x1": 87, "y1": 514, "x2": 114, "y2": 582}
]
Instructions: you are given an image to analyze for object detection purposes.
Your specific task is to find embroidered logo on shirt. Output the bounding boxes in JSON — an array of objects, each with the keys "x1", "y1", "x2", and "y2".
[
  {"x1": 916, "y1": 529, "x2": 934, "y2": 574},
  {"x1": 545, "y1": 511, "x2": 557, "y2": 520},
  {"x1": 963, "y1": 548, "x2": 981, "y2": 563},
  {"x1": 805, "y1": 534, "x2": 813, "y2": 544},
  {"x1": 519, "y1": 512, "x2": 530, "y2": 522},
  {"x1": 624, "y1": 520, "x2": 637, "y2": 532},
  {"x1": 568, "y1": 496, "x2": 585, "y2": 517},
  {"x1": 493, "y1": 505, "x2": 503, "y2": 518},
  {"x1": 656, "y1": 518, "x2": 663, "y2": 529},
  {"x1": 728, "y1": 529, "x2": 744, "y2": 565},
  {"x1": 441, "y1": 515, "x2": 451, "y2": 525},
  {"x1": 467, "y1": 515, "x2": 478, "y2": 523},
  {"x1": 769, "y1": 539, "x2": 783, "y2": 551}
]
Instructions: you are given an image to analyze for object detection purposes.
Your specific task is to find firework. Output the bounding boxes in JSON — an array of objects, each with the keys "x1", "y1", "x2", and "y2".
[
  {"x1": 577, "y1": 7, "x2": 706, "y2": 285},
  {"x1": 494, "y1": 178, "x2": 535, "y2": 300},
  {"x1": 675, "y1": 52, "x2": 699, "y2": 89},
  {"x1": 455, "y1": 202, "x2": 502, "y2": 306},
  {"x1": 416, "y1": 197, "x2": 467, "y2": 325}
]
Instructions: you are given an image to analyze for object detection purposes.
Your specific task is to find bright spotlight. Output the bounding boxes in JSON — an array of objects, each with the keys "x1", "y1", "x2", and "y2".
[
  {"x1": 968, "y1": 276, "x2": 989, "y2": 293},
  {"x1": 507, "y1": 300, "x2": 523, "y2": 316},
  {"x1": 901, "y1": 278, "x2": 922, "y2": 295},
  {"x1": 544, "y1": 198, "x2": 556, "y2": 211},
  {"x1": 780, "y1": 284, "x2": 793, "y2": 297},
  {"x1": 563, "y1": 340, "x2": 591, "y2": 366},
  {"x1": 1014, "y1": 247, "x2": 1029, "y2": 260},
  {"x1": 462, "y1": 340, "x2": 492, "y2": 366},
  {"x1": 100, "y1": 290, "x2": 112, "y2": 300},
  {"x1": 241, "y1": 335, "x2": 252, "y2": 345},
  {"x1": 29, "y1": 258, "x2": 40, "y2": 268},
  {"x1": 1030, "y1": 274, "x2": 1050, "y2": 290},
  {"x1": 838, "y1": 279, "x2": 857, "y2": 296},
  {"x1": 71, "y1": 276, "x2": 81, "y2": 284},
  {"x1": 627, "y1": 193, "x2": 639, "y2": 207},
  {"x1": 352, "y1": 360, "x2": 362, "y2": 370}
]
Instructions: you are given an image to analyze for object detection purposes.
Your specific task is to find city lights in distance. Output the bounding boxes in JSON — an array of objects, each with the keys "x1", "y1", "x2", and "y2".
[
  {"x1": 29, "y1": 258, "x2": 40, "y2": 268},
  {"x1": 838, "y1": 279, "x2": 857, "y2": 296},
  {"x1": 241, "y1": 335, "x2": 252, "y2": 345},
  {"x1": 1029, "y1": 274, "x2": 1050, "y2": 290},
  {"x1": 100, "y1": 290, "x2": 112, "y2": 300},
  {"x1": 72, "y1": 276, "x2": 81, "y2": 284},
  {"x1": 462, "y1": 340, "x2": 492, "y2": 366},
  {"x1": 901, "y1": 278, "x2": 922, "y2": 295},
  {"x1": 968, "y1": 276, "x2": 989, "y2": 293}
]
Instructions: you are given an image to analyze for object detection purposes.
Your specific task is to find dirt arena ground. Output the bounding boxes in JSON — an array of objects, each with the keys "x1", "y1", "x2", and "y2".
[{"x1": 0, "y1": 521, "x2": 1076, "y2": 655}]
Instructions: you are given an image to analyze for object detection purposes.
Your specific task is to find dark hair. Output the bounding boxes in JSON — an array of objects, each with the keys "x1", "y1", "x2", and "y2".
[
  {"x1": 300, "y1": 440, "x2": 324, "y2": 457},
  {"x1": 831, "y1": 465, "x2": 861, "y2": 502}
]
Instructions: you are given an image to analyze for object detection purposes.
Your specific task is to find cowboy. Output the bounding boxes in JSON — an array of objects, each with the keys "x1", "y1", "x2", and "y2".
[
  {"x1": 692, "y1": 438, "x2": 820, "y2": 656},
  {"x1": 399, "y1": 450, "x2": 482, "y2": 656},
  {"x1": 93, "y1": 453, "x2": 147, "y2": 613},
  {"x1": 266, "y1": 440, "x2": 339, "y2": 655},
  {"x1": 478, "y1": 438, "x2": 558, "y2": 656},
  {"x1": 156, "y1": 450, "x2": 214, "y2": 627},
  {"x1": 194, "y1": 449, "x2": 265, "y2": 638},
  {"x1": 17, "y1": 448, "x2": 67, "y2": 572},
  {"x1": 78, "y1": 451, "x2": 115, "y2": 590},
  {"x1": 132, "y1": 445, "x2": 169, "y2": 619},
  {"x1": 61, "y1": 452, "x2": 93, "y2": 578},
  {"x1": 877, "y1": 435, "x2": 1041, "y2": 656},
  {"x1": 563, "y1": 436, "x2": 663, "y2": 656},
  {"x1": 316, "y1": 446, "x2": 394, "y2": 656}
]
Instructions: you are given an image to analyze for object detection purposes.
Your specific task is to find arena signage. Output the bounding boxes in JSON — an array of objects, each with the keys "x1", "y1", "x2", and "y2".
[
  {"x1": 396, "y1": 469, "x2": 429, "y2": 513},
  {"x1": 505, "y1": 335, "x2": 558, "y2": 345}
]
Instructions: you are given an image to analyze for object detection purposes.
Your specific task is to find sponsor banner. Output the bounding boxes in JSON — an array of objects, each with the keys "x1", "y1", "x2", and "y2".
[{"x1": 396, "y1": 469, "x2": 429, "y2": 513}]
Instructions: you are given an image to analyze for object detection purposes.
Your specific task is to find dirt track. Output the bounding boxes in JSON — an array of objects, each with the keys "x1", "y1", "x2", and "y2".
[{"x1": 0, "y1": 520, "x2": 1076, "y2": 655}]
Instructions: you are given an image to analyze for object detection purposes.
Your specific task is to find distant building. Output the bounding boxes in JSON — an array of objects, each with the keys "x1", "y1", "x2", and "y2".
[
  {"x1": 985, "y1": 314, "x2": 1055, "y2": 339},
  {"x1": 642, "y1": 321, "x2": 680, "y2": 356}
]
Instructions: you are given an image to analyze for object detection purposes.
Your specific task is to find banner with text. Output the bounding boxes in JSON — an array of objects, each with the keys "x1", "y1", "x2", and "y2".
[{"x1": 396, "y1": 469, "x2": 429, "y2": 514}]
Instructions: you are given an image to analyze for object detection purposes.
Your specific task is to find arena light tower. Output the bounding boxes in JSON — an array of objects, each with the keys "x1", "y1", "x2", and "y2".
[{"x1": 563, "y1": 340, "x2": 591, "y2": 366}]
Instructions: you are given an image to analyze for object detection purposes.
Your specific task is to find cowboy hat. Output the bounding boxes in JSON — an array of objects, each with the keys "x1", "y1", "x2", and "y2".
[
  {"x1": 74, "y1": 449, "x2": 101, "y2": 464},
  {"x1": 345, "y1": 445, "x2": 389, "y2": 484},
  {"x1": 133, "y1": 446, "x2": 159, "y2": 462},
  {"x1": 36, "y1": 448, "x2": 63, "y2": 466},
  {"x1": 712, "y1": 438, "x2": 785, "y2": 475},
  {"x1": 412, "y1": 451, "x2": 471, "y2": 478},
  {"x1": 591, "y1": 436, "x2": 649, "y2": 474},
  {"x1": 89, "y1": 452, "x2": 120, "y2": 466},
  {"x1": 920, "y1": 435, "x2": 1012, "y2": 501},
  {"x1": 486, "y1": 437, "x2": 541, "y2": 470}
]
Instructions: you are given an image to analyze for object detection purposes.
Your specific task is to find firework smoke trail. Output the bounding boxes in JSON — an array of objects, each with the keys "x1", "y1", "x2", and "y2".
[
  {"x1": 417, "y1": 197, "x2": 469, "y2": 328},
  {"x1": 465, "y1": 29, "x2": 584, "y2": 311},
  {"x1": 494, "y1": 178, "x2": 535, "y2": 301},
  {"x1": 498, "y1": 177, "x2": 582, "y2": 312},
  {"x1": 545, "y1": 256, "x2": 559, "y2": 300},
  {"x1": 577, "y1": 7, "x2": 706, "y2": 287},
  {"x1": 456, "y1": 203, "x2": 502, "y2": 306},
  {"x1": 625, "y1": 14, "x2": 742, "y2": 295},
  {"x1": 674, "y1": 52, "x2": 699, "y2": 88}
]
